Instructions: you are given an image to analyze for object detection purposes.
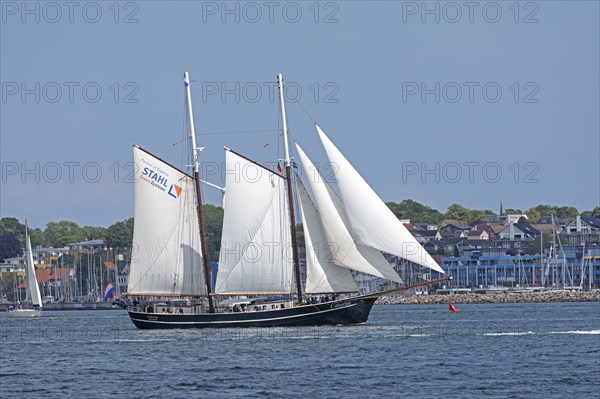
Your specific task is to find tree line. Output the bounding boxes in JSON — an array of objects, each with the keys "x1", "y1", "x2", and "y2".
[
  {"x1": 1, "y1": 203, "x2": 598, "y2": 262},
  {"x1": 386, "y1": 202, "x2": 599, "y2": 226}
]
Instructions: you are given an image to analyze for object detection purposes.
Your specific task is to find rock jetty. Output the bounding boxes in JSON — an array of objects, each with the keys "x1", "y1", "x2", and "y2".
[{"x1": 377, "y1": 291, "x2": 600, "y2": 305}]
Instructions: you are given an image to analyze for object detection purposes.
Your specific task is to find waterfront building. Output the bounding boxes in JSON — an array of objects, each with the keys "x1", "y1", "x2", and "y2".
[
  {"x1": 484, "y1": 213, "x2": 527, "y2": 224},
  {"x1": 564, "y1": 216, "x2": 600, "y2": 245},
  {"x1": 430, "y1": 245, "x2": 600, "y2": 291}
]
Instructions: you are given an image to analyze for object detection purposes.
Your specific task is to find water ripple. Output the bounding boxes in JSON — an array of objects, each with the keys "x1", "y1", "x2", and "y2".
[{"x1": 0, "y1": 302, "x2": 599, "y2": 399}]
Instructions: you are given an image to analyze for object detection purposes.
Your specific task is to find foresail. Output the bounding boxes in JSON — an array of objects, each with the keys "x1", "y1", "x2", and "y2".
[
  {"x1": 295, "y1": 143, "x2": 402, "y2": 283},
  {"x1": 25, "y1": 225, "x2": 42, "y2": 308},
  {"x1": 297, "y1": 180, "x2": 359, "y2": 293},
  {"x1": 215, "y1": 149, "x2": 293, "y2": 294},
  {"x1": 128, "y1": 146, "x2": 207, "y2": 296},
  {"x1": 316, "y1": 125, "x2": 445, "y2": 274},
  {"x1": 323, "y1": 179, "x2": 404, "y2": 284}
]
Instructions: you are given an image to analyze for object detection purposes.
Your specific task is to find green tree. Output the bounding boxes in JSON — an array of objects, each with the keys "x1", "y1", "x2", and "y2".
[
  {"x1": 0, "y1": 273, "x2": 18, "y2": 300},
  {"x1": 0, "y1": 217, "x2": 24, "y2": 234},
  {"x1": 504, "y1": 208, "x2": 522, "y2": 214},
  {"x1": 445, "y1": 204, "x2": 470, "y2": 223},
  {"x1": 0, "y1": 231, "x2": 22, "y2": 261},
  {"x1": 295, "y1": 224, "x2": 305, "y2": 249},
  {"x1": 106, "y1": 218, "x2": 134, "y2": 248},
  {"x1": 203, "y1": 205, "x2": 224, "y2": 261},
  {"x1": 527, "y1": 204, "x2": 554, "y2": 216},
  {"x1": 526, "y1": 208, "x2": 541, "y2": 221},
  {"x1": 555, "y1": 206, "x2": 578, "y2": 223},
  {"x1": 29, "y1": 228, "x2": 45, "y2": 247},
  {"x1": 45, "y1": 221, "x2": 87, "y2": 247},
  {"x1": 582, "y1": 207, "x2": 600, "y2": 219},
  {"x1": 0, "y1": 217, "x2": 25, "y2": 244},
  {"x1": 525, "y1": 205, "x2": 579, "y2": 223},
  {"x1": 443, "y1": 205, "x2": 495, "y2": 225},
  {"x1": 386, "y1": 199, "x2": 444, "y2": 225},
  {"x1": 1, "y1": 218, "x2": 46, "y2": 247},
  {"x1": 83, "y1": 226, "x2": 107, "y2": 241},
  {"x1": 468, "y1": 209, "x2": 495, "y2": 224}
]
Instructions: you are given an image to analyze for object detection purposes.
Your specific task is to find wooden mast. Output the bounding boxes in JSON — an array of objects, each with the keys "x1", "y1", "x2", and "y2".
[
  {"x1": 278, "y1": 73, "x2": 303, "y2": 305},
  {"x1": 184, "y1": 72, "x2": 214, "y2": 313}
]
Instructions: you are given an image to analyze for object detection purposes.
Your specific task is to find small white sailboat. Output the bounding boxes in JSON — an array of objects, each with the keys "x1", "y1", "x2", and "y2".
[{"x1": 7, "y1": 221, "x2": 43, "y2": 317}]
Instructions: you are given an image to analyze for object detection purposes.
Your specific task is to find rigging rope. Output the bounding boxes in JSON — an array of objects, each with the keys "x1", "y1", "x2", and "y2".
[
  {"x1": 197, "y1": 128, "x2": 279, "y2": 136},
  {"x1": 295, "y1": 100, "x2": 318, "y2": 125}
]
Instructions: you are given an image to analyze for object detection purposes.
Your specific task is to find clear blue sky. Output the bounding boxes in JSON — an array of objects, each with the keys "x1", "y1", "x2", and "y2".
[{"x1": 1, "y1": 1, "x2": 598, "y2": 229}]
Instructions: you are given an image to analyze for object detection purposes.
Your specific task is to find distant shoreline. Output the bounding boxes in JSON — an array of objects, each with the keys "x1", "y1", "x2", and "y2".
[{"x1": 377, "y1": 291, "x2": 600, "y2": 305}]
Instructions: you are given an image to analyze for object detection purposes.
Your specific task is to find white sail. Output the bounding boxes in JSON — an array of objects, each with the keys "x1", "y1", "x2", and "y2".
[
  {"x1": 215, "y1": 149, "x2": 293, "y2": 294},
  {"x1": 128, "y1": 146, "x2": 207, "y2": 296},
  {"x1": 322, "y1": 177, "x2": 404, "y2": 284},
  {"x1": 316, "y1": 125, "x2": 445, "y2": 274},
  {"x1": 25, "y1": 223, "x2": 42, "y2": 308},
  {"x1": 297, "y1": 180, "x2": 359, "y2": 293},
  {"x1": 295, "y1": 143, "x2": 402, "y2": 282}
]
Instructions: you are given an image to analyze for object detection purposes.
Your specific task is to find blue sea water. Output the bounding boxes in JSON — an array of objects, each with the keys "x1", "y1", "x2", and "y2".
[{"x1": 1, "y1": 302, "x2": 599, "y2": 399}]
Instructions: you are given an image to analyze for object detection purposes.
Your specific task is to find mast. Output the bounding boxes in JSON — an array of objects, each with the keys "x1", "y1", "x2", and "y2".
[
  {"x1": 278, "y1": 73, "x2": 303, "y2": 304},
  {"x1": 184, "y1": 72, "x2": 214, "y2": 313},
  {"x1": 580, "y1": 242, "x2": 586, "y2": 290},
  {"x1": 25, "y1": 220, "x2": 41, "y2": 308},
  {"x1": 589, "y1": 248, "x2": 593, "y2": 290},
  {"x1": 535, "y1": 231, "x2": 541, "y2": 287}
]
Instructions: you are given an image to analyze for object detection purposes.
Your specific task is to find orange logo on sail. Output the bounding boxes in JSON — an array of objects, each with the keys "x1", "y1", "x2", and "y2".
[{"x1": 168, "y1": 184, "x2": 182, "y2": 199}]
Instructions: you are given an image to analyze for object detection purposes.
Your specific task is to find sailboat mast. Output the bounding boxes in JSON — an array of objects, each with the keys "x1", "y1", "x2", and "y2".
[
  {"x1": 184, "y1": 72, "x2": 214, "y2": 313},
  {"x1": 536, "y1": 232, "x2": 541, "y2": 287},
  {"x1": 278, "y1": 73, "x2": 303, "y2": 304}
]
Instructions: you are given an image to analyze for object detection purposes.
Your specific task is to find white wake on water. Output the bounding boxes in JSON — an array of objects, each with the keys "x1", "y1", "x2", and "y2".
[
  {"x1": 481, "y1": 331, "x2": 536, "y2": 336},
  {"x1": 480, "y1": 330, "x2": 600, "y2": 336}
]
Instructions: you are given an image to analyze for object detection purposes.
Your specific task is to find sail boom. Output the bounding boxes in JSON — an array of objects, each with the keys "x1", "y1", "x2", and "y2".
[
  {"x1": 210, "y1": 292, "x2": 292, "y2": 296},
  {"x1": 124, "y1": 292, "x2": 206, "y2": 298}
]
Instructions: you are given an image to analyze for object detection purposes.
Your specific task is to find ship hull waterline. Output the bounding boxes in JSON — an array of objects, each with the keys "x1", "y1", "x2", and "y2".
[{"x1": 127, "y1": 295, "x2": 378, "y2": 329}]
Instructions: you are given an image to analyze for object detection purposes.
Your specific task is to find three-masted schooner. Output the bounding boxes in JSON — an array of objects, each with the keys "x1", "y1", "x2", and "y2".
[{"x1": 125, "y1": 72, "x2": 446, "y2": 329}]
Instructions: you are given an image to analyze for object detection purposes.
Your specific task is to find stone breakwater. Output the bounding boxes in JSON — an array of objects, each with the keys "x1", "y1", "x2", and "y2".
[{"x1": 377, "y1": 291, "x2": 600, "y2": 305}]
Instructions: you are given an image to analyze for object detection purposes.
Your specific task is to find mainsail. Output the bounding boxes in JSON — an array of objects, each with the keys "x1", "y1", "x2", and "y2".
[
  {"x1": 215, "y1": 149, "x2": 293, "y2": 294},
  {"x1": 295, "y1": 143, "x2": 403, "y2": 283},
  {"x1": 128, "y1": 145, "x2": 207, "y2": 296},
  {"x1": 25, "y1": 223, "x2": 42, "y2": 308},
  {"x1": 297, "y1": 180, "x2": 359, "y2": 293},
  {"x1": 315, "y1": 125, "x2": 445, "y2": 274}
]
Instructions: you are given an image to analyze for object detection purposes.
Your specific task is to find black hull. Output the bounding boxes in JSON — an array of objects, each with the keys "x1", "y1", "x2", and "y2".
[{"x1": 127, "y1": 295, "x2": 378, "y2": 329}]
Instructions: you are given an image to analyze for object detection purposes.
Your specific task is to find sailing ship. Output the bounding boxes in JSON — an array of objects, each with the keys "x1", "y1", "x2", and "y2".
[
  {"x1": 125, "y1": 73, "x2": 447, "y2": 329},
  {"x1": 7, "y1": 221, "x2": 43, "y2": 317}
]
